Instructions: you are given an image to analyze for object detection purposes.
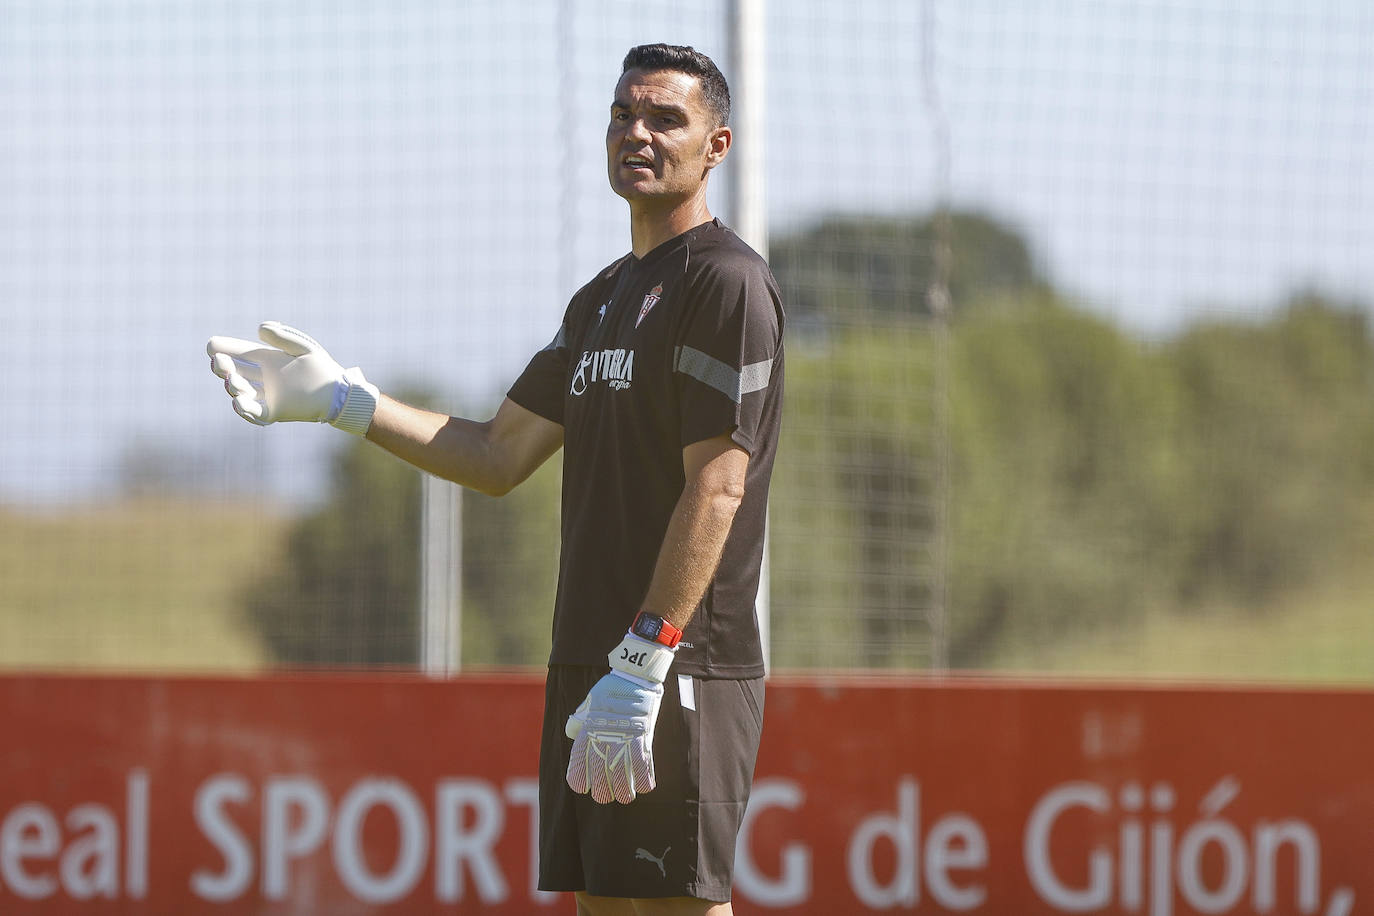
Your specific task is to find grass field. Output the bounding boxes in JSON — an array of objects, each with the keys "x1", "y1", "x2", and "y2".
[
  {"x1": 984, "y1": 510, "x2": 1374, "y2": 684},
  {"x1": 1, "y1": 498, "x2": 1372, "y2": 683},
  {"x1": 986, "y1": 572, "x2": 1374, "y2": 684},
  {"x1": 0, "y1": 499, "x2": 281, "y2": 672}
]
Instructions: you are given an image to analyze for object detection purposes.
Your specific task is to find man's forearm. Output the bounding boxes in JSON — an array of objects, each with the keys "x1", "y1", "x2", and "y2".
[
  {"x1": 366, "y1": 394, "x2": 563, "y2": 497},
  {"x1": 639, "y1": 437, "x2": 749, "y2": 631}
]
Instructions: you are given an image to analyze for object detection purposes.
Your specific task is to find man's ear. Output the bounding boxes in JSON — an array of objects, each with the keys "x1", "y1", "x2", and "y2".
[{"x1": 704, "y1": 126, "x2": 732, "y2": 170}]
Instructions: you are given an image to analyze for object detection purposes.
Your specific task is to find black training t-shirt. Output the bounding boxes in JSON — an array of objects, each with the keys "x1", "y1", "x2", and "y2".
[{"x1": 508, "y1": 219, "x2": 785, "y2": 679}]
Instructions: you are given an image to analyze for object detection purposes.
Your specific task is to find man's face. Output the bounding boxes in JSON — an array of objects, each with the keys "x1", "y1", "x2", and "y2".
[{"x1": 606, "y1": 68, "x2": 728, "y2": 204}]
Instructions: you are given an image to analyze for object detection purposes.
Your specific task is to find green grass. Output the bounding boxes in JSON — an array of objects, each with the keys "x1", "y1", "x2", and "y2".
[
  {"x1": 3, "y1": 498, "x2": 1372, "y2": 684},
  {"x1": 984, "y1": 562, "x2": 1374, "y2": 684},
  {"x1": 0, "y1": 499, "x2": 283, "y2": 672}
]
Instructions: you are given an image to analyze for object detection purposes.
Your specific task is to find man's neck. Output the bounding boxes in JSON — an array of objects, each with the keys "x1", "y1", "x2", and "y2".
[{"x1": 629, "y1": 194, "x2": 713, "y2": 259}]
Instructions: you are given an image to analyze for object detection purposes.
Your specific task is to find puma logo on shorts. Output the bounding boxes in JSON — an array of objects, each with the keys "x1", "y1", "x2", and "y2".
[{"x1": 636, "y1": 846, "x2": 671, "y2": 877}]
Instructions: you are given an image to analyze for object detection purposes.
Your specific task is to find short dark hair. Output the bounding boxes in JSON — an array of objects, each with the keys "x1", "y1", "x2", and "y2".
[{"x1": 621, "y1": 43, "x2": 731, "y2": 128}]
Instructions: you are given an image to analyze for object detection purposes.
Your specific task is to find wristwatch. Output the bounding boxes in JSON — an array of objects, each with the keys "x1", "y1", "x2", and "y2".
[{"x1": 632, "y1": 611, "x2": 683, "y2": 648}]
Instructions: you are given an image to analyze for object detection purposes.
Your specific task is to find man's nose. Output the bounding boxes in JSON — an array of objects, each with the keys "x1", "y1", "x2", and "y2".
[{"x1": 624, "y1": 116, "x2": 652, "y2": 143}]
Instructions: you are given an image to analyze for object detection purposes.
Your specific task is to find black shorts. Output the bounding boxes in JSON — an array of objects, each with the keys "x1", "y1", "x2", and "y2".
[{"x1": 537, "y1": 665, "x2": 765, "y2": 902}]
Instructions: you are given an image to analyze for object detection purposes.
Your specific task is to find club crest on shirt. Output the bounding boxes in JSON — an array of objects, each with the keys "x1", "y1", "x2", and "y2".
[{"x1": 636, "y1": 284, "x2": 663, "y2": 328}]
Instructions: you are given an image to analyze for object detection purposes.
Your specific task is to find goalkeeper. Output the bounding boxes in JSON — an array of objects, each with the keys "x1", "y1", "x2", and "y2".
[{"x1": 208, "y1": 44, "x2": 783, "y2": 916}]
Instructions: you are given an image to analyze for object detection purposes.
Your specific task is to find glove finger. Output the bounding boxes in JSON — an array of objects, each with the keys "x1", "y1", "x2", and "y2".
[
  {"x1": 639, "y1": 701, "x2": 661, "y2": 792},
  {"x1": 209, "y1": 341, "x2": 279, "y2": 386},
  {"x1": 223, "y1": 371, "x2": 258, "y2": 400},
  {"x1": 259, "y1": 321, "x2": 323, "y2": 358},
  {"x1": 565, "y1": 696, "x2": 590, "y2": 741},
  {"x1": 209, "y1": 352, "x2": 235, "y2": 380},
  {"x1": 603, "y1": 737, "x2": 639, "y2": 805},
  {"x1": 208, "y1": 335, "x2": 273, "y2": 362},
  {"x1": 211, "y1": 352, "x2": 263, "y2": 388},
  {"x1": 232, "y1": 394, "x2": 269, "y2": 425},
  {"x1": 612, "y1": 759, "x2": 637, "y2": 804},
  {"x1": 587, "y1": 737, "x2": 618, "y2": 805},
  {"x1": 634, "y1": 736, "x2": 656, "y2": 794},
  {"x1": 565, "y1": 732, "x2": 590, "y2": 795}
]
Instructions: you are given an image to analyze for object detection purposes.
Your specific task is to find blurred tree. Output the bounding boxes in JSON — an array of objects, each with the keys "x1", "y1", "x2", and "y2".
[
  {"x1": 769, "y1": 325, "x2": 938, "y2": 667},
  {"x1": 243, "y1": 393, "x2": 563, "y2": 669},
  {"x1": 244, "y1": 433, "x2": 423, "y2": 667},
  {"x1": 769, "y1": 210, "x2": 1046, "y2": 328},
  {"x1": 946, "y1": 304, "x2": 1182, "y2": 665},
  {"x1": 242, "y1": 215, "x2": 1374, "y2": 675},
  {"x1": 768, "y1": 211, "x2": 1374, "y2": 670},
  {"x1": 771, "y1": 304, "x2": 1183, "y2": 668},
  {"x1": 459, "y1": 455, "x2": 561, "y2": 668},
  {"x1": 1168, "y1": 293, "x2": 1374, "y2": 605}
]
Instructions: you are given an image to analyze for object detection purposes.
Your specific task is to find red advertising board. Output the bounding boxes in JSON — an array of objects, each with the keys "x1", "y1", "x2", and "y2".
[{"x1": 0, "y1": 672, "x2": 1370, "y2": 913}]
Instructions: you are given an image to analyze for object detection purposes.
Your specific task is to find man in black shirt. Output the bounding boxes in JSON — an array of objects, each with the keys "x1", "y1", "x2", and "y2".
[{"x1": 208, "y1": 43, "x2": 783, "y2": 915}]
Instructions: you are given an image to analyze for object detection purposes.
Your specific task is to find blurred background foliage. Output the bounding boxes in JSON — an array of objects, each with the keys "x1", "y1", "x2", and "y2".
[
  {"x1": 769, "y1": 211, "x2": 1374, "y2": 672},
  {"x1": 6, "y1": 2, "x2": 1371, "y2": 685},
  {"x1": 239, "y1": 392, "x2": 562, "y2": 670},
  {"x1": 228, "y1": 209, "x2": 1374, "y2": 676},
  {"x1": 7, "y1": 210, "x2": 1370, "y2": 678}
]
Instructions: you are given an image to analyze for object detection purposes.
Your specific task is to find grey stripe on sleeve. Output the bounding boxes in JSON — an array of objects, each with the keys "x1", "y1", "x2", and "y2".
[
  {"x1": 739, "y1": 358, "x2": 774, "y2": 395},
  {"x1": 674, "y1": 346, "x2": 773, "y2": 403}
]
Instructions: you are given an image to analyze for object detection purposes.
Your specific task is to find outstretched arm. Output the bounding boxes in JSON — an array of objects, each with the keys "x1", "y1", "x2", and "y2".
[
  {"x1": 366, "y1": 394, "x2": 563, "y2": 497},
  {"x1": 208, "y1": 322, "x2": 563, "y2": 497}
]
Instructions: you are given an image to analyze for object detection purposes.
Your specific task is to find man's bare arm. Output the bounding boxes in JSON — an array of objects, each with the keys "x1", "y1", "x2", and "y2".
[
  {"x1": 366, "y1": 394, "x2": 564, "y2": 497},
  {"x1": 638, "y1": 433, "x2": 750, "y2": 631}
]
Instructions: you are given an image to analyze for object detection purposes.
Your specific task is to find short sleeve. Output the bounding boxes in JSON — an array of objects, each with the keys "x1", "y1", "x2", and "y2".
[
  {"x1": 508, "y1": 323, "x2": 569, "y2": 425},
  {"x1": 674, "y1": 258, "x2": 784, "y2": 453}
]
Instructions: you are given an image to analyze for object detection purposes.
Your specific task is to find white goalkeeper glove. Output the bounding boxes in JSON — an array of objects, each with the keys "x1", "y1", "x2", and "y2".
[
  {"x1": 565, "y1": 626, "x2": 679, "y2": 805},
  {"x1": 206, "y1": 321, "x2": 379, "y2": 435}
]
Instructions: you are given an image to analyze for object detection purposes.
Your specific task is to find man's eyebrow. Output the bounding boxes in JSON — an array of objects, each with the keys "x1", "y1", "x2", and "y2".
[{"x1": 610, "y1": 96, "x2": 690, "y2": 118}]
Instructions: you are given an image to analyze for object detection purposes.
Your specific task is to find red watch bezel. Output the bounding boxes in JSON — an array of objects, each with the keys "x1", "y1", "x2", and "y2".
[{"x1": 632, "y1": 611, "x2": 683, "y2": 648}]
